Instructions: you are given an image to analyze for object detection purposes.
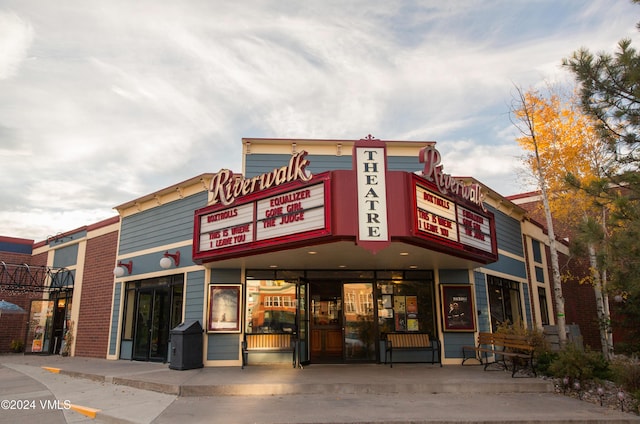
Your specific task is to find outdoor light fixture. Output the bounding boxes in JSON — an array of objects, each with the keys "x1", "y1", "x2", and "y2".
[
  {"x1": 113, "y1": 260, "x2": 133, "y2": 277},
  {"x1": 160, "y1": 250, "x2": 180, "y2": 269}
]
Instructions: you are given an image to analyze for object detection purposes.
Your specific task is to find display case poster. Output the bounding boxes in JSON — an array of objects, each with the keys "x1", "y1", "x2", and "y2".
[
  {"x1": 440, "y1": 284, "x2": 476, "y2": 332},
  {"x1": 406, "y1": 296, "x2": 418, "y2": 315},
  {"x1": 395, "y1": 313, "x2": 407, "y2": 331},
  {"x1": 208, "y1": 285, "x2": 241, "y2": 333},
  {"x1": 25, "y1": 299, "x2": 54, "y2": 354},
  {"x1": 407, "y1": 319, "x2": 419, "y2": 331},
  {"x1": 394, "y1": 296, "x2": 406, "y2": 313}
]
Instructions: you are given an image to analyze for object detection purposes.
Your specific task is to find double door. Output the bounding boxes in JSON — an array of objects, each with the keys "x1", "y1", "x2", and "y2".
[
  {"x1": 133, "y1": 288, "x2": 170, "y2": 361},
  {"x1": 298, "y1": 281, "x2": 375, "y2": 364}
]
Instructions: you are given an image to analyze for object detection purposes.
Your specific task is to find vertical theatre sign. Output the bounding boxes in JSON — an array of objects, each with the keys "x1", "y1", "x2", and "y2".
[{"x1": 354, "y1": 135, "x2": 390, "y2": 253}]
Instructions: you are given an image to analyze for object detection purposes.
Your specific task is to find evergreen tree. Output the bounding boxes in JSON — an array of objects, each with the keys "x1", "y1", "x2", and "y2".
[{"x1": 563, "y1": 0, "x2": 640, "y2": 353}]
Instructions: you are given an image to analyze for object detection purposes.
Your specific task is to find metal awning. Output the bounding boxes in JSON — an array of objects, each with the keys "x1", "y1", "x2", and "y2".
[{"x1": 0, "y1": 262, "x2": 74, "y2": 293}]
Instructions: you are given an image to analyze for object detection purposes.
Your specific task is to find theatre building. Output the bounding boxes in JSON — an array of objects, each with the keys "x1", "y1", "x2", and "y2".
[{"x1": 101, "y1": 136, "x2": 556, "y2": 367}]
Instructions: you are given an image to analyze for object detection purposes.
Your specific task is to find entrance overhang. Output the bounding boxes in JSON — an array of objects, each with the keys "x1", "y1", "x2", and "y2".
[{"x1": 202, "y1": 240, "x2": 485, "y2": 270}]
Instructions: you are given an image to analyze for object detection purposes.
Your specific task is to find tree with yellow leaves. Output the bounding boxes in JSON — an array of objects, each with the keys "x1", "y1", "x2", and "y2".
[{"x1": 511, "y1": 84, "x2": 615, "y2": 358}]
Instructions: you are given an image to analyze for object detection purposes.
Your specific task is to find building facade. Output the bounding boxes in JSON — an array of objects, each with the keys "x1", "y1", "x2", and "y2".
[
  {"x1": 100, "y1": 137, "x2": 558, "y2": 366},
  {"x1": 0, "y1": 218, "x2": 119, "y2": 356}
]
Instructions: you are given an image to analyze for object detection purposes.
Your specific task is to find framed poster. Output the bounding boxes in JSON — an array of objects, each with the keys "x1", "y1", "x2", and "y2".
[
  {"x1": 207, "y1": 284, "x2": 241, "y2": 333},
  {"x1": 440, "y1": 284, "x2": 476, "y2": 332}
]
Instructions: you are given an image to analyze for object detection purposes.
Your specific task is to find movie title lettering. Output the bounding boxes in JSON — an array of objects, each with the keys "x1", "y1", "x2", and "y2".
[{"x1": 206, "y1": 208, "x2": 238, "y2": 223}]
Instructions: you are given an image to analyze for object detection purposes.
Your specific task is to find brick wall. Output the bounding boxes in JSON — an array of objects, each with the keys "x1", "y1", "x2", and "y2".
[
  {"x1": 548, "y1": 245, "x2": 601, "y2": 350},
  {"x1": 0, "y1": 251, "x2": 41, "y2": 353},
  {"x1": 74, "y1": 230, "x2": 118, "y2": 358},
  {"x1": 514, "y1": 197, "x2": 602, "y2": 351}
]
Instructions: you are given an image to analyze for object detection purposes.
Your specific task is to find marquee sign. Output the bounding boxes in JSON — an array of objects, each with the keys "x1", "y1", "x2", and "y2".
[
  {"x1": 194, "y1": 175, "x2": 331, "y2": 261},
  {"x1": 413, "y1": 176, "x2": 495, "y2": 256}
]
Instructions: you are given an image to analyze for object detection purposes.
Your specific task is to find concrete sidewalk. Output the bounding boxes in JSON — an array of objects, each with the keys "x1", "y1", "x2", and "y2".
[{"x1": 1, "y1": 353, "x2": 639, "y2": 423}]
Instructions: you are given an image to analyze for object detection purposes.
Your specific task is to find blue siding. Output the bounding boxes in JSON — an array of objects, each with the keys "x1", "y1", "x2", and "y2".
[
  {"x1": 245, "y1": 153, "x2": 424, "y2": 177},
  {"x1": 484, "y1": 254, "x2": 527, "y2": 279},
  {"x1": 487, "y1": 205, "x2": 524, "y2": 257},
  {"x1": 246, "y1": 153, "x2": 351, "y2": 176},
  {"x1": 207, "y1": 334, "x2": 240, "y2": 360},
  {"x1": 205, "y1": 269, "x2": 242, "y2": 361},
  {"x1": 474, "y1": 271, "x2": 491, "y2": 332},
  {"x1": 0, "y1": 241, "x2": 32, "y2": 254},
  {"x1": 438, "y1": 270, "x2": 477, "y2": 359},
  {"x1": 443, "y1": 332, "x2": 475, "y2": 359},
  {"x1": 53, "y1": 244, "x2": 78, "y2": 268},
  {"x1": 48, "y1": 230, "x2": 87, "y2": 247},
  {"x1": 109, "y1": 283, "x2": 121, "y2": 356},
  {"x1": 114, "y1": 249, "x2": 195, "y2": 277},
  {"x1": 119, "y1": 192, "x2": 206, "y2": 254},
  {"x1": 185, "y1": 270, "x2": 205, "y2": 322}
]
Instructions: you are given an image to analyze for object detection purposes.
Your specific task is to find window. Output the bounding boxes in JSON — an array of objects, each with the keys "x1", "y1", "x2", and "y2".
[
  {"x1": 538, "y1": 287, "x2": 550, "y2": 325},
  {"x1": 487, "y1": 275, "x2": 523, "y2": 331},
  {"x1": 377, "y1": 277, "x2": 435, "y2": 335},
  {"x1": 245, "y1": 280, "x2": 297, "y2": 333}
]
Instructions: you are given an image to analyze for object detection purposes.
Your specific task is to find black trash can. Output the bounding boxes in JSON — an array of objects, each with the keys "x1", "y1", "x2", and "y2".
[{"x1": 169, "y1": 320, "x2": 204, "y2": 370}]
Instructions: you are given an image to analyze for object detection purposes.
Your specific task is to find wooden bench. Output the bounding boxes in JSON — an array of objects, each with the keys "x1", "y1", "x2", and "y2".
[
  {"x1": 241, "y1": 333, "x2": 296, "y2": 369},
  {"x1": 384, "y1": 333, "x2": 441, "y2": 368},
  {"x1": 462, "y1": 332, "x2": 536, "y2": 377}
]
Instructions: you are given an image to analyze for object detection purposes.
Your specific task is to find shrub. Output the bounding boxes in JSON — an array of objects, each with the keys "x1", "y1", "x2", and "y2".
[
  {"x1": 9, "y1": 339, "x2": 24, "y2": 353},
  {"x1": 548, "y1": 343, "x2": 611, "y2": 383},
  {"x1": 535, "y1": 350, "x2": 559, "y2": 376},
  {"x1": 611, "y1": 356, "x2": 640, "y2": 404}
]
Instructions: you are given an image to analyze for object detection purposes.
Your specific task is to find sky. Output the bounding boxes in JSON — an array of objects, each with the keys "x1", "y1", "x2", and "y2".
[{"x1": 1, "y1": 1, "x2": 640, "y2": 241}]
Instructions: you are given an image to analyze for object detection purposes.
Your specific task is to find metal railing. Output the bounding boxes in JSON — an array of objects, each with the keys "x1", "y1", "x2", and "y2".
[{"x1": 0, "y1": 262, "x2": 74, "y2": 293}]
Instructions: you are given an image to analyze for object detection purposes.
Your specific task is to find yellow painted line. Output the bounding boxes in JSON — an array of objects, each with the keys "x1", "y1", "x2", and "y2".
[
  {"x1": 70, "y1": 404, "x2": 101, "y2": 419},
  {"x1": 41, "y1": 366, "x2": 61, "y2": 373}
]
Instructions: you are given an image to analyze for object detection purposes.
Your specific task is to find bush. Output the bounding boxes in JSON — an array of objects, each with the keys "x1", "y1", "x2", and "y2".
[
  {"x1": 9, "y1": 339, "x2": 24, "y2": 353},
  {"x1": 611, "y1": 356, "x2": 640, "y2": 404},
  {"x1": 535, "y1": 350, "x2": 559, "y2": 376},
  {"x1": 548, "y1": 343, "x2": 611, "y2": 383}
]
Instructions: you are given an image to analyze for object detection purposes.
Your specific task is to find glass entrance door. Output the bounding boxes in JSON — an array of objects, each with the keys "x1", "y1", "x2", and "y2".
[
  {"x1": 310, "y1": 282, "x2": 343, "y2": 362},
  {"x1": 133, "y1": 288, "x2": 170, "y2": 361},
  {"x1": 343, "y1": 283, "x2": 375, "y2": 361}
]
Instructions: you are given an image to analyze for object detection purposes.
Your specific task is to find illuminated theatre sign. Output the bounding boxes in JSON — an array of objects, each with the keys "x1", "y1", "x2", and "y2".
[
  {"x1": 193, "y1": 141, "x2": 497, "y2": 264},
  {"x1": 193, "y1": 151, "x2": 331, "y2": 261},
  {"x1": 414, "y1": 145, "x2": 496, "y2": 257}
]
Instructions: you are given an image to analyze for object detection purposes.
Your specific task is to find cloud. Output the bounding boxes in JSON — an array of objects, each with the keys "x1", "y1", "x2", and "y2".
[
  {"x1": 1, "y1": 0, "x2": 640, "y2": 239},
  {"x1": 0, "y1": 11, "x2": 33, "y2": 79}
]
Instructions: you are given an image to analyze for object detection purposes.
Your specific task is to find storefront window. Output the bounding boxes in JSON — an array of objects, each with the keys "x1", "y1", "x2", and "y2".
[
  {"x1": 245, "y1": 279, "x2": 297, "y2": 333},
  {"x1": 377, "y1": 276, "x2": 436, "y2": 337},
  {"x1": 487, "y1": 275, "x2": 523, "y2": 331}
]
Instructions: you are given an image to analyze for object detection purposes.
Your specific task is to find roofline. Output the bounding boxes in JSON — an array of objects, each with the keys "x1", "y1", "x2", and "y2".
[
  {"x1": 114, "y1": 172, "x2": 214, "y2": 211},
  {"x1": 0, "y1": 236, "x2": 34, "y2": 245}
]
